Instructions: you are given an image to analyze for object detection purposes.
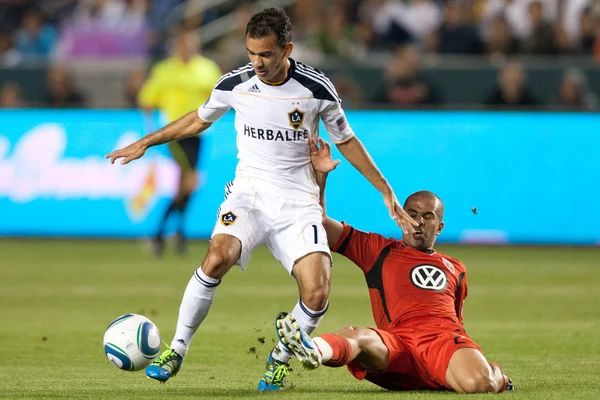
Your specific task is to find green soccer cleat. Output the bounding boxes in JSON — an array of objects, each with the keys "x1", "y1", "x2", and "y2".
[
  {"x1": 276, "y1": 312, "x2": 321, "y2": 370},
  {"x1": 257, "y1": 352, "x2": 290, "y2": 391},
  {"x1": 145, "y1": 349, "x2": 183, "y2": 383}
]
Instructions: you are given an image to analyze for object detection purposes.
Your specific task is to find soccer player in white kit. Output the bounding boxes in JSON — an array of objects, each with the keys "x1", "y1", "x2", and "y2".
[{"x1": 106, "y1": 7, "x2": 417, "y2": 391}]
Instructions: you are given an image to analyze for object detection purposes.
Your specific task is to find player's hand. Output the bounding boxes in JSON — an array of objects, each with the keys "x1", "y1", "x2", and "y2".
[
  {"x1": 106, "y1": 141, "x2": 147, "y2": 165},
  {"x1": 309, "y1": 137, "x2": 341, "y2": 174},
  {"x1": 383, "y1": 192, "x2": 419, "y2": 234}
]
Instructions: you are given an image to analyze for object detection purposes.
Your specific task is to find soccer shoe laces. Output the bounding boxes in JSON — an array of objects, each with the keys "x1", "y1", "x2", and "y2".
[
  {"x1": 151, "y1": 348, "x2": 181, "y2": 368},
  {"x1": 270, "y1": 363, "x2": 289, "y2": 387}
]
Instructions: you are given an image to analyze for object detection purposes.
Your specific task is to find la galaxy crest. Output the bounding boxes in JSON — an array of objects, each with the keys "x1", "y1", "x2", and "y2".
[
  {"x1": 220, "y1": 211, "x2": 237, "y2": 226},
  {"x1": 288, "y1": 108, "x2": 304, "y2": 130}
]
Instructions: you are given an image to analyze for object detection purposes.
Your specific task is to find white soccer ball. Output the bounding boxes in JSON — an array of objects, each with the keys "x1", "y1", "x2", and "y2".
[{"x1": 103, "y1": 314, "x2": 161, "y2": 371}]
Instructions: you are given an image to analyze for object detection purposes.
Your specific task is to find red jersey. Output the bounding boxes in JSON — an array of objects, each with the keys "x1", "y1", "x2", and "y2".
[{"x1": 332, "y1": 223, "x2": 468, "y2": 330}]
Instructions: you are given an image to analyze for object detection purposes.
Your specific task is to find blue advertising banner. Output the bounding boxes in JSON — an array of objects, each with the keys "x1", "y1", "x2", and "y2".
[{"x1": 0, "y1": 110, "x2": 598, "y2": 245}]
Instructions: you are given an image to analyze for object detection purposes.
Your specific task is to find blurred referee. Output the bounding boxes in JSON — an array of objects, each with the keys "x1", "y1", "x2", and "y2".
[{"x1": 138, "y1": 28, "x2": 222, "y2": 256}]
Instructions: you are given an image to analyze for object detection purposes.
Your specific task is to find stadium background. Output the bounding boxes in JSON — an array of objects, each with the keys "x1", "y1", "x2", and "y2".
[{"x1": 1, "y1": 1, "x2": 599, "y2": 399}]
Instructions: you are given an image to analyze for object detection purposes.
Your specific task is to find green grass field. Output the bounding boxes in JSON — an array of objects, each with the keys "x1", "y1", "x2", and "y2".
[{"x1": 1, "y1": 239, "x2": 599, "y2": 399}]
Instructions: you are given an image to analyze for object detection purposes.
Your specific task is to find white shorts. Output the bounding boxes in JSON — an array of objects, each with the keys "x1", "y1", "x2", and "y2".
[{"x1": 211, "y1": 179, "x2": 331, "y2": 274}]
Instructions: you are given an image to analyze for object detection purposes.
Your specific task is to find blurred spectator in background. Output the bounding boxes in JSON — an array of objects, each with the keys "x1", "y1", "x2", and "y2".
[
  {"x1": 484, "y1": 15, "x2": 520, "y2": 55},
  {"x1": 213, "y1": 1, "x2": 254, "y2": 71},
  {"x1": 137, "y1": 28, "x2": 221, "y2": 256},
  {"x1": 578, "y1": 7, "x2": 599, "y2": 53},
  {"x1": 285, "y1": 0, "x2": 337, "y2": 63},
  {"x1": 36, "y1": 0, "x2": 79, "y2": 26},
  {"x1": 0, "y1": 81, "x2": 25, "y2": 108},
  {"x1": 0, "y1": 31, "x2": 21, "y2": 66},
  {"x1": 1, "y1": 0, "x2": 599, "y2": 110},
  {"x1": 556, "y1": 67, "x2": 598, "y2": 110},
  {"x1": 372, "y1": 0, "x2": 442, "y2": 48},
  {"x1": 55, "y1": 0, "x2": 148, "y2": 61},
  {"x1": 179, "y1": 0, "x2": 205, "y2": 30},
  {"x1": 373, "y1": 44, "x2": 440, "y2": 106},
  {"x1": 305, "y1": 2, "x2": 361, "y2": 59},
  {"x1": 45, "y1": 65, "x2": 86, "y2": 108},
  {"x1": 520, "y1": 1, "x2": 559, "y2": 54},
  {"x1": 356, "y1": 0, "x2": 387, "y2": 48},
  {"x1": 561, "y1": 0, "x2": 593, "y2": 49},
  {"x1": 425, "y1": 0, "x2": 483, "y2": 54},
  {"x1": 330, "y1": 73, "x2": 365, "y2": 109},
  {"x1": 481, "y1": 0, "x2": 558, "y2": 42},
  {"x1": 0, "y1": 0, "x2": 31, "y2": 33},
  {"x1": 14, "y1": 9, "x2": 58, "y2": 62},
  {"x1": 146, "y1": 0, "x2": 187, "y2": 61},
  {"x1": 484, "y1": 61, "x2": 540, "y2": 107}
]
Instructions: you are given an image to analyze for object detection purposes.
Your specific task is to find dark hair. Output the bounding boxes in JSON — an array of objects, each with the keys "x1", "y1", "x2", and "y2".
[{"x1": 245, "y1": 7, "x2": 292, "y2": 48}]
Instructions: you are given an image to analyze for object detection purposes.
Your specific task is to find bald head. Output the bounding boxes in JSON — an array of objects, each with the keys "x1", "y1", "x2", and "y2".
[
  {"x1": 402, "y1": 190, "x2": 445, "y2": 251},
  {"x1": 404, "y1": 190, "x2": 444, "y2": 220}
]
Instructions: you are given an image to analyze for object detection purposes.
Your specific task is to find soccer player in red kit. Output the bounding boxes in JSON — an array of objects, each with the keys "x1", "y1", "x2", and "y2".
[{"x1": 275, "y1": 138, "x2": 513, "y2": 393}]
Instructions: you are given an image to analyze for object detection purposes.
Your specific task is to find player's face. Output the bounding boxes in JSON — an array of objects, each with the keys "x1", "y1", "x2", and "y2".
[
  {"x1": 246, "y1": 33, "x2": 293, "y2": 83},
  {"x1": 175, "y1": 32, "x2": 198, "y2": 62},
  {"x1": 403, "y1": 196, "x2": 444, "y2": 251}
]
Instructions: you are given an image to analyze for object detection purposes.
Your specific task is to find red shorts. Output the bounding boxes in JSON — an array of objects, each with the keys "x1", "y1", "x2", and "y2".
[{"x1": 347, "y1": 318, "x2": 482, "y2": 391}]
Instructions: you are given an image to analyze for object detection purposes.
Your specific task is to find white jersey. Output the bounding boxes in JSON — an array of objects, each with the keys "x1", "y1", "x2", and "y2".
[{"x1": 197, "y1": 58, "x2": 354, "y2": 200}]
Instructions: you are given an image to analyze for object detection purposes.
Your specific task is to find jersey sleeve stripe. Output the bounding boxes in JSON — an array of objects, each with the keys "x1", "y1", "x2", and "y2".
[
  {"x1": 365, "y1": 246, "x2": 393, "y2": 323},
  {"x1": 295, "y1": 63, "x2": 338, "y2": 93},
  {"x1": 296, "y1": 64, "x2": 340, "y2": 101},
  {"x1": 214, "y1": 64, "x2": 254, "y2": 88},
  {"x1": 215, "y1": 67, "x2": 256, "y2": 91},
  {"x1": 215, "y1": 66, "x2": 253, "y2": 87},
  {"x1": 336, "y1": 226, "x2": 355, "y2": 254},
  {"x1": 295, "y1": 66, "x2": 340, "y2": 102},
  {"x1": 294, "y1": 69, "x2": 341, "y2": 103}
]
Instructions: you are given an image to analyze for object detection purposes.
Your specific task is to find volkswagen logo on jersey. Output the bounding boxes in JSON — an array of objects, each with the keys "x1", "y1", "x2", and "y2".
[
  {"x1": 288, "y1": 108, "x2": 304, "y2": 130},
  {"x1": 410, "y1": 265, "x2": 448, "y2": 291}
]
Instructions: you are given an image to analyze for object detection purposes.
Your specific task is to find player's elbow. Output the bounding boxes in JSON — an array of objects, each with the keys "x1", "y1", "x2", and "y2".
[
  {"x1": 457, "y1": 373, "x2": 499, "y2": 393},
  {"x1": 195, "y1": 114, "x2": 212, "y2": 132}
]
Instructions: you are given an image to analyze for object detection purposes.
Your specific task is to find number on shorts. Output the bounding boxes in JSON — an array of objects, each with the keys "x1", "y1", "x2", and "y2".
[{"x1": 311, "y1": 224, "x2": 318, "y2": 244}]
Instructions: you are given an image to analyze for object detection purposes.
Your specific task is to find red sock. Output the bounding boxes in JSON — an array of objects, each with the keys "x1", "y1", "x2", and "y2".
[{"x1": 319, "y1": 333, "x2": 353, "y2": 368}]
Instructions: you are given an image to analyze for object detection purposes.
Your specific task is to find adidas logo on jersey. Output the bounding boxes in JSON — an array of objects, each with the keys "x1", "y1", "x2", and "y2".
[{"x1": 247, "y1": 84, "x2": 261, "y2": 93}]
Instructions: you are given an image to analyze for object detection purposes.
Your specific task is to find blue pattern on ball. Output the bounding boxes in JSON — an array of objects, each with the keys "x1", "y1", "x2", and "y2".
[
  {"x1": 139, "y1": 321, "x2": 160, "y2": 357},
  {"x1": 104, "y1": 343, "x2": 133, "y2": 371},
  {"x1": 106, "y1": 314, "x2": 134, "y2": 330}
]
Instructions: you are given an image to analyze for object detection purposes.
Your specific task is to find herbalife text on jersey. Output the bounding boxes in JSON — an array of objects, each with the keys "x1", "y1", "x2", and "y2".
[{"x1": 244, "y1": 125, "x2": 309, "y2": 141}]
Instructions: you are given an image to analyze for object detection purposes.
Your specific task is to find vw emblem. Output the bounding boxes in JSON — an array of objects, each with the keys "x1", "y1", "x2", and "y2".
[{"x1": 410, "y1": 265, "x2": 448, "y2": 291}]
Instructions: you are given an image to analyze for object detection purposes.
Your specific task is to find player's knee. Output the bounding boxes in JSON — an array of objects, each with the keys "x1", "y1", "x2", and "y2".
[
  {"x1": 301, "y1": 286, "x2": 329, "y2": 311},
  {"x1": 202, "y1": 246, "x2": 238, "y2": 279},
  {"x1": 336, "y1": 325, "x2": 358, "y2": 339},
  {"x1": 458, "y1": 372, "x2": 498, "y2": 393}
]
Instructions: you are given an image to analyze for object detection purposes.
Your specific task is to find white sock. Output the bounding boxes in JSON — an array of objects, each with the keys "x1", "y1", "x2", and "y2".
[
  {"x1": 272, "y1": 300, "x2": 329, "y2": 364},
  {"x1": 171, "y1": 267, "x2": 220, "y2": 357},
  {"x1": 313, "y1": 337, "x2": 333, "y2": 363}
]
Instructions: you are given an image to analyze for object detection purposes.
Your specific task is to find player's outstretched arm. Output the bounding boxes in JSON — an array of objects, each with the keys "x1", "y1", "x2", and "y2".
[
  {"x1": 310, "y1": 138, "x2": 344, "y2": 247},
  {"x1": 335, "y1": 136, "x2": 417, "y2": 234},
  {"x1": 106, "y1": 111, "x2": 212, "y2": 165}
]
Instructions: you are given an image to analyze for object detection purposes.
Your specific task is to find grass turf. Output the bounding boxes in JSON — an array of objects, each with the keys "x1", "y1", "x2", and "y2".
[{"x1": 0, "y1": 239, "x2": 599, "y2": 399}]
